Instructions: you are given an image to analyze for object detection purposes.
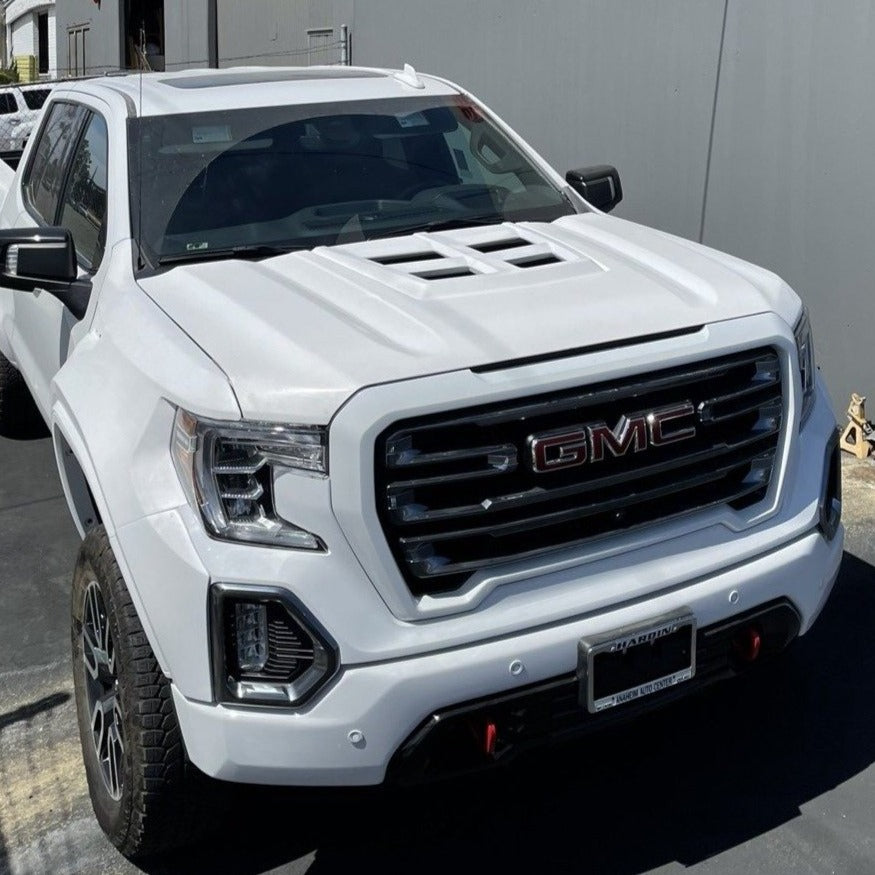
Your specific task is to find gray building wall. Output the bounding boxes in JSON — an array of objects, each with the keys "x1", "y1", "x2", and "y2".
[
  {"x1": 55, "y1": 0, "x2": 122, "y2": 76},
  {"x1": 56, "y1": 1, "x2": 201, "y2": 74},
  {"x1": 55, "y1": 1, "x2": 355, "y2": 74},
  {"x1": 214, "y1": 0, "x2": 353, "y2": 68},
  {"x1": 164, "y1": 0, "x2": 210, "y2": 71},
  {"x1": 701, "y1": 0, "x2": 875, "y2": 419}
]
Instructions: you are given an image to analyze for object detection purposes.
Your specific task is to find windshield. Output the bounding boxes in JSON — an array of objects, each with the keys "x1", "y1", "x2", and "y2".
[{"x1": 128, "y1": 95, "x2": 577, "y2": 267}]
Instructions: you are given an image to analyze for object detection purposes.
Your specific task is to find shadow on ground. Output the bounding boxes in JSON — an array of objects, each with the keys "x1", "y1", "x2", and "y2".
[
  {"x1": 0, "y1": 692, "x2": 70, "y2": 733},
  {"x1": 133, "y1": 550, "x2": 874, "y2": 875}
]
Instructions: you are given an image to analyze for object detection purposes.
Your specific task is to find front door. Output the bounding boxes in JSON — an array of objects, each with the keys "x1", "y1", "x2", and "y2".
[{"x1": 6, "y1": 102, "x2": 109, "y2": 417}]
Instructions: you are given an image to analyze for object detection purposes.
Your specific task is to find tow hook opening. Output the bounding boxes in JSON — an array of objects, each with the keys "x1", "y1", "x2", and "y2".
[{"x1": 732, "y1": 624, "x2": 763, "y2": 664}]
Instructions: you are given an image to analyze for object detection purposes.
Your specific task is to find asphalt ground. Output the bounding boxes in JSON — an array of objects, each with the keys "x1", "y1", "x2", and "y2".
[{"x1": 1, "y1": 430, "x2": 874, "y2": 875}]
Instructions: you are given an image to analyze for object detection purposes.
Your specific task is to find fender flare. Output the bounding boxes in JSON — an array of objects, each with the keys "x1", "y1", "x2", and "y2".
[{"x1": 51, "y1": 400, "x2": 173, "y2": 677}]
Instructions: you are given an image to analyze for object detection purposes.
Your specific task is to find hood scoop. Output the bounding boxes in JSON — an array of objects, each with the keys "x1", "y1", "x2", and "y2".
[{"x1": 333, "y1": 224, "x2": 590, "y2": 282}]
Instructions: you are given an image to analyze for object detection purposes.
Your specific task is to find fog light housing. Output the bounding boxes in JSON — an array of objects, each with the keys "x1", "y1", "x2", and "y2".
[
  {"x1": 210, "y1": 584, "x2": 337, "y2": 707},
  {"x1": 235, "y1": 602, "x2": 268, "y2": 672},
  {"x1": 818, "y1": 428, "x2": 842, "y2": 541}
]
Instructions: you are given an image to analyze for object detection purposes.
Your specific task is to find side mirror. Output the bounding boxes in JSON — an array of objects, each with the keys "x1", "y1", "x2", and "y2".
[
  {"x1": 0, "y1": 227, "x2": 77, "y2": 292},
  {"x1": 0, "y1": 227, "x2": 90, "y2": 319},
  {"x1": 565, "y1": 165, "x2": 623, "y2": 213}
]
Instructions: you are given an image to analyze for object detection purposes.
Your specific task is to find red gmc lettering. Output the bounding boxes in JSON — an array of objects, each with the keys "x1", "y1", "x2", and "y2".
[
  {"x1": 530, "y1": 429, "x2": 588, "y2": 472},
  {"x1": 527, "y1": 402, "x2": 697, "y2": 473},
  {"x1": 648, "y1": 403, "x2": 697, "y2": 446},
  {"x1": 588, "y1": 416, "x2": 648, "y2": 462}
]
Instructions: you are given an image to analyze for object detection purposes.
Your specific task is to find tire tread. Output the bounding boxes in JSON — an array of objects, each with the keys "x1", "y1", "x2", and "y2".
[{"x1": 74, "y1": 527, "x2": 223, "y2": 859}]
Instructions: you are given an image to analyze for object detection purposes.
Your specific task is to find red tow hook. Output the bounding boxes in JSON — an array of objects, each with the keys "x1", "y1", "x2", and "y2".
[
  {"x1": 733, "y1": 624, "x2": 763, "y2": 663},
  {"x1": 483, "y1": 721, "x2": 498, "y2": 756}
]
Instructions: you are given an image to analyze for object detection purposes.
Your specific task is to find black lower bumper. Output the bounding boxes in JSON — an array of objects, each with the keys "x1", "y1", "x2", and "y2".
[{"x1": 388, "y1": 599, "x2": 800, "y2": 785}]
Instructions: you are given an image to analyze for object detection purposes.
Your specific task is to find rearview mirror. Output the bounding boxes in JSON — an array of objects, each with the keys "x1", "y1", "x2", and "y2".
[
  {"x1": 0, "y1": 227, "x2": 77, "y2": 292},
  {"x1": 565, "y1": 165, "x2": 623, "y2": 213}
]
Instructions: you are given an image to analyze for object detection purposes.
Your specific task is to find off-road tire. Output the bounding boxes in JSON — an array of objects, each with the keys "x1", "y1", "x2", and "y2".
[
  {"x1": 71, "y1": 526, "x2": 223, "y2": 859},
  {"x1": 0, "y1": 348, "x2": 43, "y2": 437}
]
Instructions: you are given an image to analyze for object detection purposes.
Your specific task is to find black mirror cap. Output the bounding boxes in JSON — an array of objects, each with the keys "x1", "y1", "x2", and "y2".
[
  {"x1": 565, "y1": 165, "x2": 623, "y2": 213},
  {"x1": 0, "y1": 226, "x2": 77, "y2": 293}
]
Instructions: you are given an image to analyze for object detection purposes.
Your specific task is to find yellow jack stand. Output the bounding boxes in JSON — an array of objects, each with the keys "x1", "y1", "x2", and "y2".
[{"x1": 840, "y1": 393, "x2": 875, "y2": 459}]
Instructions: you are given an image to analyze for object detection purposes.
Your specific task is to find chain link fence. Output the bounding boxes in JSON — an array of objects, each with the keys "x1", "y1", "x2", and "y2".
[{"x1": 0, "y1": 80, "x2": 57, "y2": 169}]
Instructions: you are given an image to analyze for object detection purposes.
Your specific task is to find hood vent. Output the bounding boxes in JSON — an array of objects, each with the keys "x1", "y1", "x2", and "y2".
[
  {"x1": 371, "y1": 250, "x2": 443, "y2": 266},
  {"x1": 333, "y1": 224, "x2": 591, "y2": 282},
  {"x1": 365, "y1": 236, "x2": 567, "y2": 280},
  {"x1": 412, "y1": 265, "x2": 476, "y2": 280},
  {"x1": 470, "y1": 236, "x2": 530, "y2": 254},
  {"x1": 507, "y1": 252, "x2": 563, "y2": 269}
]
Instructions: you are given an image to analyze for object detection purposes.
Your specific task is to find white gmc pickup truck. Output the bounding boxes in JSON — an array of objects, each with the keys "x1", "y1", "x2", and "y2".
[{"x1": 0, "y1": 66, "x2": 842, "y2": 858}]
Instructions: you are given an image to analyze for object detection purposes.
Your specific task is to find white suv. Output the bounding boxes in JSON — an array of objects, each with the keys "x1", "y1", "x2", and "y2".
[
  {"x1": 0, "y1": 83, "x2": 53, "y2": 157},
  {"x1": 0, "y1": 67, "x2": 842, "y2": 859}
]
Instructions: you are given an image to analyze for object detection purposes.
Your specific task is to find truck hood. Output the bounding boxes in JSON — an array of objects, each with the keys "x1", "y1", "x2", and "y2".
[{"x1": 137, "y1": 213, "x2": 799, "y2": 423}]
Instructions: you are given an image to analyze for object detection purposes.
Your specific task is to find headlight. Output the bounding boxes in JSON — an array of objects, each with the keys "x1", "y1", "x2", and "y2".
[
  {"x1": 171, "y1": 409, "x2": 326, "y2": 549},
  {"x1": 794, "y1": 308, "x2": 816, "y2": 428}
]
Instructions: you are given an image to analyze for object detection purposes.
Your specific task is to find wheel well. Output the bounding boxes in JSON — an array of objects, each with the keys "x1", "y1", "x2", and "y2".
[{"x1": 55, "y1": 430, "x2": 101, "y2": 537}]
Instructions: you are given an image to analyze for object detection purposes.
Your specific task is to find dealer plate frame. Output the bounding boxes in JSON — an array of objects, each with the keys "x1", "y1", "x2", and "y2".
[{"x1": 578, "y1": 609, "x2": 697, "y2": 714}]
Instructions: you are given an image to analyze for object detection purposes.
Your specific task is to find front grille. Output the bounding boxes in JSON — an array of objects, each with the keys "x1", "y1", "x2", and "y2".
[{"x1": 375, "y1": 347, "x2": 784, "y2": 595}]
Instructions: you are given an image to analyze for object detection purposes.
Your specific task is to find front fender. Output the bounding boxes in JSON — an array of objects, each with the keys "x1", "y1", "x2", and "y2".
[{"x1": 49, "y1": 279, "x2": 240, "y2": 693}]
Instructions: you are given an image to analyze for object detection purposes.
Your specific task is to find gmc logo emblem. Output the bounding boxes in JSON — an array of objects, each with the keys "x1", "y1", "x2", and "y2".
[{"x1": 528, "y1": 402, "x2": 696, "y2": 473}]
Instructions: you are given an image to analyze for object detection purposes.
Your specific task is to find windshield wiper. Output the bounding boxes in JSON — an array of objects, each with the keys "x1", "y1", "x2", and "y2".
[{"x1": 157, "y1": 243, "x2": 309, "y2": 266}]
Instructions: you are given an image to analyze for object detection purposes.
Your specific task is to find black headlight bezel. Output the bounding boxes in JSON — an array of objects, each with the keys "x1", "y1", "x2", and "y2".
[
  {"x1": 818, "y1": 428, "x2": 842, "y2": 541},
  {"x1": 209, "y1": 583, "x2": 339, "y2": 708},
  {"x1": 794, "y1": 308, "x2": 816, "y2": 428}
]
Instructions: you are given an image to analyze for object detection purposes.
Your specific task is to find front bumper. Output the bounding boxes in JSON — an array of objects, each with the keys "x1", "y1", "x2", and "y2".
[
  {"x1": 173, "y1": 522, "x2": 841, "y2": 786},
  {"x1": 110, "y1": 315, "x2": 841, "y2": 787},
  {"x1": 389, "y1": 598, "x2": 802, "y2": 784}
]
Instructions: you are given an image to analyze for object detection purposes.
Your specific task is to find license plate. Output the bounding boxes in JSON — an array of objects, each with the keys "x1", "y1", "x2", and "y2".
[{"x1": 579, "y1": 611, "x2": 696, "y2": 714}]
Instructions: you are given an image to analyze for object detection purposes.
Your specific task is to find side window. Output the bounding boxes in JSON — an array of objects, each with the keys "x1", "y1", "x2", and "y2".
[
  {"x1": 22, "y1": 89, "x2": 51, "y2": 111},
  {"x1": 59, "y1": 113, "x2": 109, "y2": 270},
  {"x1": 24, "y1": 102, "x2": 85, "y2": 224},
  {"x1": 0, "y1": 93, "x2": 17, "y2": 115}
]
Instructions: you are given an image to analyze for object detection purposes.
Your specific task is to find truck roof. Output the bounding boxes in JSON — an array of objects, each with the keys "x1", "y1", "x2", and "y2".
[{"x1": 57, "y1": 65, "x2": 460, "y2": 117}]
